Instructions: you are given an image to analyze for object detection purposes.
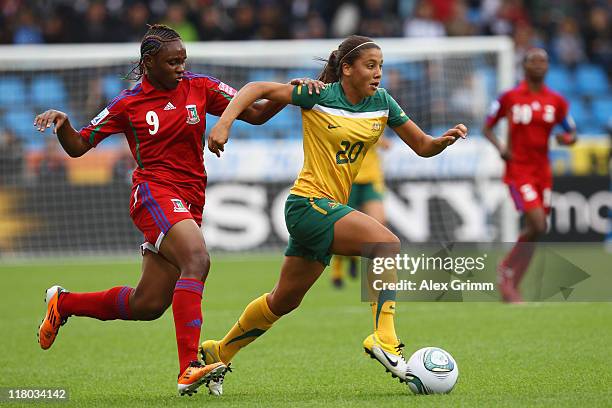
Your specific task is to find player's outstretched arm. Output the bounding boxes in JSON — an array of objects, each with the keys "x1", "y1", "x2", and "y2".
[
  {"x1": 208, "y1": 81, "x2": 295, "y2": 157},
  {"x1": 34, "y1": 109, "x2": 92, "y2": 158},
  {"x1": 238, "y1": 78, "x2": 324, "y2": 125},
  {"x1": 392, "y1": 120, "x2": 467, "y2": 157}
]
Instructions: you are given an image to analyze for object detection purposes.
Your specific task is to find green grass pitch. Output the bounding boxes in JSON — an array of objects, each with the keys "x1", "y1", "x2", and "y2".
[{"x1": 1, "y1": 250, "x2": 611, "y2": 407}]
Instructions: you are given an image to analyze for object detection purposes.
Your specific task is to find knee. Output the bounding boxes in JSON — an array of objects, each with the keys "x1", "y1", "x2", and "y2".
[
  {"x1": 373, "y1": 233, "x2": 401, "y2": 257},
  {"x1": 181, "y1": 248, "x2": 211, "y2": 281},
  {"x1": 526, "y1": 220, "x2": 547, "y2": 239}
]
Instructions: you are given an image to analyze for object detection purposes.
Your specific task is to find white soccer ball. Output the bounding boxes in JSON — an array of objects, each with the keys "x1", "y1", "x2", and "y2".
[{"x1": 405, "y1": 347, "x2": 458, "y2": 394}]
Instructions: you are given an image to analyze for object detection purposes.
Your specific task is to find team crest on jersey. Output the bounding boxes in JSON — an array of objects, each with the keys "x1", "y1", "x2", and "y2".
[
  {"x1": 171, "y1": 199, "x2": 189, "y2": 213},
  {"x1": 372, "y1": 122, "x2": 382, "y2": 132},
  {"x1": 185, "y1": 104, "x2": 200, "y2": 124}
]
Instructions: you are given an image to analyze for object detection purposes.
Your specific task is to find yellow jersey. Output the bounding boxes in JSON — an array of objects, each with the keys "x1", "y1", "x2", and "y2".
[
  {"x1": 289, "y1": 82, "x2": 408, "y2": 204},
  {"x1": 353, "y1": 141, "x2": 384, "y2": 186}
]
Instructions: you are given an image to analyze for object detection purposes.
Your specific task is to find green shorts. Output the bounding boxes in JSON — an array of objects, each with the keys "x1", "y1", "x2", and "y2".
[
  {"x1": 284, "y1": 194, "x2": 354, "y2": 266},
  {"x1": 347, "y1": 182, "x2": 384, "y2": 209}
]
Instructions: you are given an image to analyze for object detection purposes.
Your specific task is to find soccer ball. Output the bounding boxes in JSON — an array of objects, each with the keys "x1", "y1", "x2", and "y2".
[{"x1": 405, "y1": 347, "x2": 458, "y2": 394}]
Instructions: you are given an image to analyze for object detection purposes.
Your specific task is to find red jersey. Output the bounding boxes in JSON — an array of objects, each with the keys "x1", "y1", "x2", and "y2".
[
  {"x1": 79, "y1": 72, "x2": 236, "y2": 206},
  {"x1": 486, "y1": 81, "x2": 569, "y2": 182}
]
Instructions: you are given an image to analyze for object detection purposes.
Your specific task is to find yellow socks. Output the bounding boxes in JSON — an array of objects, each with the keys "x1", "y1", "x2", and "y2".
[
  {"x1": 331, "y1": 256, "x2": 345, "y2": 282},
  {"x1": 371, "y1": 293, "x2": 399, "y2": 345},
  {"x1": 219, "y1": 293, "x2": 279, "y2": 362}
]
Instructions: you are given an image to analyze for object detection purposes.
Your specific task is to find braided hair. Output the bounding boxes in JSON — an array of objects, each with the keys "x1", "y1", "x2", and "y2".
[
  {"x1": 125, "y1": 24, "x2": 181, "y2": 81},
  {"x1": 317, "y1": 35, "x2": 380, "y2": 83}
]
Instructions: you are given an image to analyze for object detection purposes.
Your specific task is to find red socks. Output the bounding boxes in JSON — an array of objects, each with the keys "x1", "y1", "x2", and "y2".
[
  {"x1": 58, "y1": 286, "x2": 133, "y2": 321},
  {"x1": 500, "y1": 234, "x2": 536, "y2": 287},
  {"x1": 172, "y1": 278, "x2": 204, "y2": 374}
]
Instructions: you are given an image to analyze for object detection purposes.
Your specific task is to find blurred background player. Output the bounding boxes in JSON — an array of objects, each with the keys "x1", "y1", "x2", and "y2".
[
  {"x1": 330, "y1": 137, "x2": 390, "y2": 288},
  {"x1": 483, "y1": 48, "x2": 577, "y2": 303},
  {"x1": 33, "y1": 24, "x2": 306, "y2": 396},
  {"x1": 203, "y1": 35, "x2": 467, "y2": 394}
]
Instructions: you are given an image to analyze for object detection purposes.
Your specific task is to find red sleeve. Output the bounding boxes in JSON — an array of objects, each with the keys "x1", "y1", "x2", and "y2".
[
  {"x1": 485, "y1": 91, "x2": 510, "y2": 127},
  {"x1": 79, "y1": 94, "x2": 128, "y2": 147},
  {"x1": 555, "y1": 94, "x2": 569, "y2": 124},
  {"x1": 204, "y1": 77, "x2": 237, "y2": 117}
]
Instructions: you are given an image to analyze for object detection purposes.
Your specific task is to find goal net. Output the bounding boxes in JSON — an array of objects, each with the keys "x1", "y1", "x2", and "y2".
[{"x1": 0, "y1": 37, "x2": 514, "y2": 257}]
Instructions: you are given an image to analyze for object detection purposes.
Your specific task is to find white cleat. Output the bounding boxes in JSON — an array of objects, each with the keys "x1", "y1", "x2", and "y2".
[{"x1": 363, "y1": 333, "x2": 409, "y2": 383}]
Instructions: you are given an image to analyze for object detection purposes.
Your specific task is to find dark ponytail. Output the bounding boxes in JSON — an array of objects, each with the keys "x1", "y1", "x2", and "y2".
[{"x1": 317, "y1": 35, "x2": 380, "y2": 83}]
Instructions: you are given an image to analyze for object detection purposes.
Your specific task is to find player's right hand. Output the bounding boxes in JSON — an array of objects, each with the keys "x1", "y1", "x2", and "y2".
[
  {"x1": 208, "y1": 123, "x2": 230, "y2": 157},
  {"x1": 34, "y1": 110, "x2": 68, "y2": 134},
  {"x1": 500, "y1": 149, "x2": 512, "y2": 161}
]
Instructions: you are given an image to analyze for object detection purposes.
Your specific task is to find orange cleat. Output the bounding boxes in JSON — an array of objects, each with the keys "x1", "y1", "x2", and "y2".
[
  {"x1": 177, "y1": 361, "x2": 227, "y2": 396},
  {"x1": 37, "y1": 285, "x2": 69, "y2": 350}
]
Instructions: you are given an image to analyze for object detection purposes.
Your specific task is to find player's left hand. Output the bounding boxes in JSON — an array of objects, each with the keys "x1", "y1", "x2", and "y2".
[
  {"x1": 438, "y1": 124, "x2": 468, "y2": 146},
  {"x1": 555, "y1": 132, "x2": 576, "y2": 146},
  {"x1": 208, "y1": 122, "x2": 230, "y2": 157},
  {"x1": 289, "y1": 78, "x2": 325, "y2": 95}
]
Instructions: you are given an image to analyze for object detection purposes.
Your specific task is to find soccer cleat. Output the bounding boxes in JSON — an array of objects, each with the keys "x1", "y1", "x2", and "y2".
[
  {"x1": 37, "y1": 285, "x2": 69, "y2": 350},
  {"x1": 177, "y1": 361, "x2": 227, "y2": 396},
  {"x1": 332, "y1": 277, "x2": 344, "y2": 289},
  {"x1": 363, "y1": 333, "x2": 409, "y2": 383},
  {"x1": 199, "y1": 340, "x2": 229, "y2": 396}
]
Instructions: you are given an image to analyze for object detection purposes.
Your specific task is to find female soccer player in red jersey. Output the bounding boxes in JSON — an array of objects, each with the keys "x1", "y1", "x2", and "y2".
[
  {"x1": 483, "y1": 48, "x2": 577, "y2": 303},
  {"x1": 199, "y1": 35, "x2": 467, "y2": 394},
  {"x1": 33, "y1": 24, "x2": 322, "y2": 396}
]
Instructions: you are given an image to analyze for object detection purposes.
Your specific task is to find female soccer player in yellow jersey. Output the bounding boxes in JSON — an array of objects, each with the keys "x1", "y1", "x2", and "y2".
[{"x1": 203, "y1": 35, "x2": 467, "y2": 393}]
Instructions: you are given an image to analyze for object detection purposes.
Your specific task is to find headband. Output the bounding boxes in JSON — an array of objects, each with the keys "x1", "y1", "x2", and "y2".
[{"x1": 338, "y1": 41, "x2": 378, "y2": 66}]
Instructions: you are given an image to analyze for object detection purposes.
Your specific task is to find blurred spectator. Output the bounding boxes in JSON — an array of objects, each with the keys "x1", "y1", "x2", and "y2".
[
  {"x1": 13, "y1": 8, "x2": 43, "y2": 44},
  {"x1": 445, "y1": 0, "x2": 477, "y2": 36},
  {"x1": 163, "y1": 2, "x2": 198, "y2": 42},
  {"x1": 123, "y1": 2, "x2": 151, "y2": 42},
  {"x1": 553, "y1": 17, "x2": 586, "y2": 70},
  {"x1": 330, "y1": 2, "x2": 360, "y2": 38},
  {"x1": 483, "y1": 0, "x2": 528, "y2": 36},
  {"x1": 429, "y1": 0, "x2": 456, "y2": 23},
  {"x1": 403, "y1": 0, "x2": 446, "y2": 37},
  {"x1": 227, "y1": 3, "x2": 257, "y2": 40},
  {"x1": 256, "y1": 2, "x2": 289, "y2": 40},
  {"x1": 359, "y1": 0, "x2": 402, "y2": 37},
  {"x1": 0, "y1": 129, "x2": 24, "y2": 186},
  {"x1": 38, "y1": 138, "x2": 67, "y2": 185},
  {"x1": 197, "y1": 6, "x2": 227, "y2": 41},
  {"x1": 42, "y1": 11, "x2": 70, "y2": 43},
  {"x1": 82, "y1": 1, "x2": 120, "y2": 43},
  {"x1": 292, "y1": 11, "x2": 327, "y2": 39},
  {"x1": 584, "y1": 6, "x2": 612, "y2": 77}
]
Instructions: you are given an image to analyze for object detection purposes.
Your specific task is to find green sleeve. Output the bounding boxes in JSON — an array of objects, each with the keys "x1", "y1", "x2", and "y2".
[
  {"x1": 386, "y1": 92, "x2": 410, "y2": 128},
  {"x1": 291, "y1": 84, "x2": 324, "y2": 109}
]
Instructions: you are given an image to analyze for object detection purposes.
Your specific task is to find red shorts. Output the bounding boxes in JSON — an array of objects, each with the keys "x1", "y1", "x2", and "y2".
[
  {"x1": 506, "y1": 177, "x2": 552, "y2": 214},
  {"x1": 129, "y1": 182, "x2": 203, "y2": 254}
]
